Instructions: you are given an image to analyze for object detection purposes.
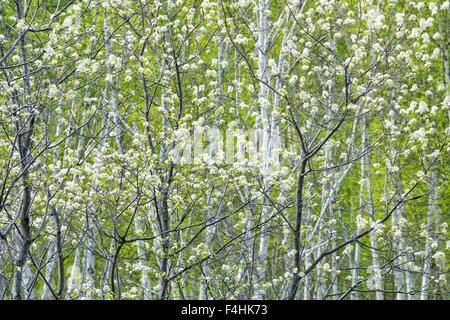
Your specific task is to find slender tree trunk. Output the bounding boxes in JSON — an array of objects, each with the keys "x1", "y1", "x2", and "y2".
[
  {"x1": 302, "y1": 206, "x2": 312, "y2": 300},
  {"x1": 392, "y1": 204, "x2": 405, "y2": 300},
  {"x1": 135, "y1": 216, "x2": 152, "y2": 299},
  {"x1": 330, "y1": 195, "x2": 339, "y2": 299},
  {"x1": 41, "y1": 99, "x2": 68, "y2": 300},
  {"x1": 157, "y1": 5, "x2": 173, "y2": 297},
  {"x1": 199, "y1": 2, "x2": 225, "y2": 298},
  {"x1": 0, "y1": 242, "x2": 5, "y2": 299},
  {"x1": 41, "y1": 242, "x2": 57, "y2": 300},
  {"x1": 67, "y1": 247, "x2": 82, "y2": 297},
  {"x1": 158, "y1": 193, "x2": 171, "y2": 300},
  {"x1": 254, "y1": 0, "x2": 271, "y2": 299},
  {"x1": 288, "y1": 159, "x2": 307, "y2": 300},
  {"x1": 401, "y1": 208, "x2": 416, "y2": 300},
  {"x1": 84, "y1": 215, "x2": 96, "y2": 299},
  {"x1": 12, "y1": 0, "x2": 34, "y2": 300},
  {"x1": 360, "y1": 113, "x2": 383, "y2": 299},
  {"x1": 420, "y1": 171, "x2": 438, "y2": 300}
]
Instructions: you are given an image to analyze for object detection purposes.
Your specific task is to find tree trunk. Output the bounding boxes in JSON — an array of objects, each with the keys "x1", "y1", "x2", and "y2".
[
  {"x1": 254, "y1": 0, "x2": 271, "y2": 300},
  {"x1": 420, "y1": 171, "x2": 438, "y2": 300}
]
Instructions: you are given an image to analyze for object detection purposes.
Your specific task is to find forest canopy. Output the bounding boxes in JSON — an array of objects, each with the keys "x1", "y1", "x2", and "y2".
[{"x1": 0, "y1": 0, "x2": 448, "y2": 300}]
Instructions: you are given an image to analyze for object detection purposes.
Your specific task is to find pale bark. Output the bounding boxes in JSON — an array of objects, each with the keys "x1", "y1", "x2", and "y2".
[
  {"x1": 41, "y1": 242, "x2": 57, "y2": 300},
  {"x1": 41, "y1": 98, "x2": 67, "y2": 300},
  {"x1": 254, "y1": 0, "x2": 271, "y2": 299},
  {"x1": 420, "y1": 171, "x2": 438, "y2": 300},
  {"x1": 0, "y1": 242, "x2": 5, "y2": 299},
  {"x1": 199, "y1": 2, "x2": 225, "y2": 298},
  {"x1": 350, "y1": 111, "x2": 364, "y2": 299},
  {"x1": 67, "y1": 247, "x2": 82, "y2": 297},
  {"x1": 398, "y1": 202, "x2": 416, "y2": 300},
  {"x1": 351, "y1": 234, "x2": 361, "y2": 300},
  {"x1": 403, "y1": 242, "x2": 417, "y2": 299},
  {"x1": 135, "y1": 216, "x2": 152, "y2": 300},
  {"x1": 83, "y1": 220, "x2": 96, "y2": 299},
  {"x1": 104, "y1": 16, "x2": 124, "y2": 154},
  {"x1": 392, "y1": 205, "x2": 405, "y2": 300},
  {"x1": 157, "y1": 5, "x2": 173, "y2": 298},
  {"x1": 362, "y1": 114, "x2": 383, "y2": 300},
  {"x1": 198, "y1": 187, "x2": 218, "y2": 300},
  {"x1": 302, "y1": 206, "x2": 312, "y2": 300},
  {"x1": 12, "y1": 0, "x2": 34, "y2": 299}
]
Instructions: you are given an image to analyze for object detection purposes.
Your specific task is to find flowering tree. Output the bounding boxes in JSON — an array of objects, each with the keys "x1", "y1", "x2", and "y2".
[{"x1": 0, "y1": 0, "x2": 448, "y2": 300}]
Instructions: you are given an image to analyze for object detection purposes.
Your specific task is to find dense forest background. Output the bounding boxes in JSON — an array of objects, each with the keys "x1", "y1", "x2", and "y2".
[{"x1": 0, "y1": 0, "x2": 448, "y2": 300}]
